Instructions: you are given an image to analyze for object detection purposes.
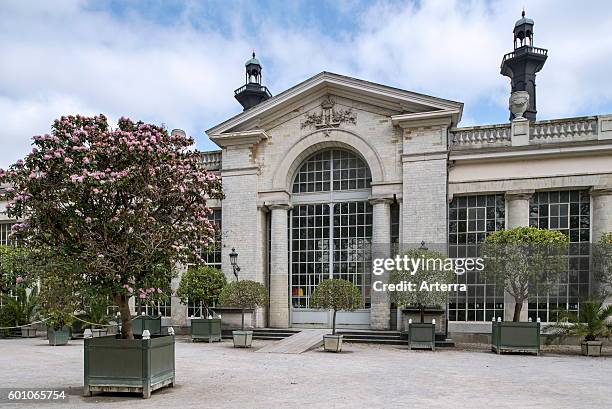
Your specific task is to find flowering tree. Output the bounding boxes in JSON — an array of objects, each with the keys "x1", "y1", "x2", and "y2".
[{"x1": 0, "y1": 115, "x2": 222, "y2": 339}]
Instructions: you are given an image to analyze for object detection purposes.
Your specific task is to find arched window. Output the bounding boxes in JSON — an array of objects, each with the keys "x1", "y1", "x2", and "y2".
[
  {"x1": 290, "y1": 149, "x2": 372, "y2": 311},
  {"x1": 292, "y1": 149, "x2": 371, "y2": 193}
]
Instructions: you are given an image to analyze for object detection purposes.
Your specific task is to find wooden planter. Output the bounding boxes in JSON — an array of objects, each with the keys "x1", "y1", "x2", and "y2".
[
  {"x1": 190, "y1": 318, "x2": 222, "y2": 342},
  {"x1": 48, "y1": 328, "x2": 70, "y2": 346},
  {"x1": 84, "y1": 334, "x2": 175, "y2": 399},
  {"x1": 408, "y1": 323, "x2": 436, "y2": 351},
  {"x1": 491, "y1": 321, "x2": 540, "y2": 355},
  {"x1": 131, "y1": 315, "x2": 161, "y2": 337}
]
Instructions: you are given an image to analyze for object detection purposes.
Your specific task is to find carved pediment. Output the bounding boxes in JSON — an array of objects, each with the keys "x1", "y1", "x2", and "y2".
[{"x1": 300, "y1": 96, "x2": 356, "y2": 131}]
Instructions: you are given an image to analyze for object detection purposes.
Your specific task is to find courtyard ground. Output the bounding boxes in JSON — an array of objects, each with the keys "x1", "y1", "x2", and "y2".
[{"x1": 0, "y1": 336, "x2": 610, "y2": 408}]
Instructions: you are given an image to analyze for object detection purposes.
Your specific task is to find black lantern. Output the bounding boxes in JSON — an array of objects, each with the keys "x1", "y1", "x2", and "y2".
[{"x1": 229, "y1": 247, "x2": 240, "y2": 281}]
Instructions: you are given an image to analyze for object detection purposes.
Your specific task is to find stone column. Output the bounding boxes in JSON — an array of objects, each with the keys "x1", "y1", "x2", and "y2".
[
  {"x1": 171, "y1": 264, "x2": 188, "y2": 328},
  {"x1": 370, "y1": 197, "x2": 392, "y2": 330},
  {"x1": 503, "y1": 190, "x2": 534, "y2": 321},
  {"x1": 268, "y1": 203, "x2": 290, "y2": 328},
  {"x1": 591, "y1": 186, "x2": 612, "y2": 242},
  {"x1": 591, "y1": 186, "x2": 612, "y2": 306}
]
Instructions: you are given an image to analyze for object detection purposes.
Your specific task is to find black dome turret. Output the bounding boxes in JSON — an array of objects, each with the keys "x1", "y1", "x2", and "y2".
[{"x1": 234, "y1": 52, "x2": 272, "y2": 111}]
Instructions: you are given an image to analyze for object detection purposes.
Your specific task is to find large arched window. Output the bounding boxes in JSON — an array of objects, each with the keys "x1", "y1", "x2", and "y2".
[{"x1": 290, "y1": 149, "x2": 372, "y2": 309}]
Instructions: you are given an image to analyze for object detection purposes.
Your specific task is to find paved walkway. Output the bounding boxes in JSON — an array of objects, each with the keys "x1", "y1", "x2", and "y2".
[{"x1": 0, "y1": 337, "x2": 610, "y2": 408}]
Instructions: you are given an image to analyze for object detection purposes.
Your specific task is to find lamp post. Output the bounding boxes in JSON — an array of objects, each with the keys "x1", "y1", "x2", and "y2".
[{"x1": 229, "y1": 247, "x2": 240, "y2": 281}]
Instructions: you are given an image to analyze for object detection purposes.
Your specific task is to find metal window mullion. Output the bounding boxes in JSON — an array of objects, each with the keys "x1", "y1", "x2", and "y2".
[{"x1": 328, "y1": 203, "x2": 334, "y2": 280}]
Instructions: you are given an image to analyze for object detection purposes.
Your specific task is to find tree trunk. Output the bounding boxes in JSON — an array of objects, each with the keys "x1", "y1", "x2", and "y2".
[
  {"x1": 332, "y1": 309, "x2": 337, "y2": 335},
  {"x1": 113, "y1": 293, "x2": 133, "y2": 340},
  {"x1": 513, "y1": 300, "x2": 523, "y2": 322},
  {"x1": 241, "y1": 307, "x2": 245, "y2": 331}
]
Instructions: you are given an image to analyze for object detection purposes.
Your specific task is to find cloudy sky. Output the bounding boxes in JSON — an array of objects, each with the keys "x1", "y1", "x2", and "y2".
[{"x1": 1, "y1": 0, "x2": 612, "y2": 168}]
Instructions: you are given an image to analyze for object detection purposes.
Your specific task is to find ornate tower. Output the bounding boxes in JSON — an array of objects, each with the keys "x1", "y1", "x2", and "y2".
[
  {"x1": 500, "y1": 11, "x2": 548, "y2": 121},
  {"x1": 234, "y1": 52, "x2": 272, "y2": 111}
]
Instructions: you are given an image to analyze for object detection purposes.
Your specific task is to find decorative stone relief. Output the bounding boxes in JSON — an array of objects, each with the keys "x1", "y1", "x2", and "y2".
[
  {"x1": 301, "y1": 96, "x2": 356, "y2": 135},
  {"x1": 509, "y1": 91, "x2": 529, "y2": 119}
]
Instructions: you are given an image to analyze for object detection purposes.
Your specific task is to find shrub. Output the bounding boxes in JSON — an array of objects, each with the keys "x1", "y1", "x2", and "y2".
[
  {"x1": 481, "y1": 227, "x2": 569, "y2": 322},
  {"x1": 389, "y1": 248, "x2": 454, "y2": 323},
  {"x1": 177, "y1": 266, "x2": 226, "y2": 317},
  {"x1": 546, "y1": 299, "x2": 612, "y2": 343},
  {"x1": 219, "y1": 280, "x2": 267, "y2": 330},
  {"x1": 310, "y1": 279, "x2": 361, "y2": 335}
]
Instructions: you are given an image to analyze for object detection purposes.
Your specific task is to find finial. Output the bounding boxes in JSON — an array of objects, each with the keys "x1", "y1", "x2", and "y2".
[
  {"x1": 521, "y1": 9, "x2": 525, "y2": 18},
  {"x1": 252, "y1": 51, "x2": 256, "y2": 59}
]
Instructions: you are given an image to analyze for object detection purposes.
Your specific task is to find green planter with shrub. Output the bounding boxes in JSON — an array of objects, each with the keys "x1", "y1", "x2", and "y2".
[
  {"x1": 390, "y1": 247, "x2": 453, "y2": 351},
  {"x1": 177, "y1": 265, "x2": 226, "y2": 342}
]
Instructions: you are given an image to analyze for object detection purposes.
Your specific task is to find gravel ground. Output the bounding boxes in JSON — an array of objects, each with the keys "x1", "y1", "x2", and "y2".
[{"x1": 0, "y1": 336, "x2": 610, "y2": 409}]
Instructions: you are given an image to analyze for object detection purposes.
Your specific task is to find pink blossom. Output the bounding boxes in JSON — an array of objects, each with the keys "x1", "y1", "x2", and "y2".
[
  {"x1": 15, "y1": 276, "x2": 24, "y2": 284},
  {"x1": 83, "y1": 157, "x2": 90, "y2": 164},
  {"x1": 157, "y1": 288, "x2": 163, "y2": 294},
  {"x1": 128, "y1": 287, "x2": 134, "y2": 294},
  {"x1": 139, "y1": 293, "x2": 147, "y2": 299}
]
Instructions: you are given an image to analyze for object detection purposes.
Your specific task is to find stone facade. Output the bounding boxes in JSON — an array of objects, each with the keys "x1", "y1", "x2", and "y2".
[{"x1": 2, "y1": 73, "x2": 611, "y2": 332}]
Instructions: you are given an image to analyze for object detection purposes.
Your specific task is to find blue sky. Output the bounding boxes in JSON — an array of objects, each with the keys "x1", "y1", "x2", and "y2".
[{"x1": 1, "y1": 0, "x2": 612, "y2": 168}]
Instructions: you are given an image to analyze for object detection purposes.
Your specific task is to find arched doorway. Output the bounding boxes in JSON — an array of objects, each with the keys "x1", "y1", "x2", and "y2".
[{"x1": 289, "y1": 149, "x2": 373, "y2": 327}]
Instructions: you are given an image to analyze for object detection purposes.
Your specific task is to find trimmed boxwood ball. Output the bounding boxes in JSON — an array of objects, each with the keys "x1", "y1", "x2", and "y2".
[
  {"x1": 310, "y1": 279, "x2": 361, "y2": 335},
  {"x1": 219, "y1": 280, "x2": 267, "y2": 331}
]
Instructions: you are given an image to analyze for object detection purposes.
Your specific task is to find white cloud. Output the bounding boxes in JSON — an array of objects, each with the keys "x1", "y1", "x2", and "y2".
[{"x1": 1, "y1": 0, "x2": 612, "y2": 168}]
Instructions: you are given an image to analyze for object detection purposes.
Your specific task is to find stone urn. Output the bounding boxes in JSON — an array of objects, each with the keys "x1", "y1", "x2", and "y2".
[{"x1": 509, "y1": 91, "x2": 530, "y2": 119}]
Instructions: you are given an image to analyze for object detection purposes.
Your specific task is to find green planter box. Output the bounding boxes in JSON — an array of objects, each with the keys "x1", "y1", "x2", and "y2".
[
  {"x1": 48, "y1": 328, "x2": 70, "y2": 346},
  {"x1": 84, "y1": 334, "x2": 175, "y2": 399},
  {"x1": 190, "y1": 318, "x2": 222, "y2": 342},
  {"x1": 491, "y1": 321, "x2": 540, "y2": 355},
  {"x1": 131, "y1": 315, "x2": 161, "y2": 337},
  {"x1": 408, "y1": 323, "x2": 436, "y2": 350}
]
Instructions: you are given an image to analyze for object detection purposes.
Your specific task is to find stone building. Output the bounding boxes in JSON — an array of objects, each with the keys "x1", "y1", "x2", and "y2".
[{"x1": 1, "y1": 13, "x2": 611, "y2": 334}]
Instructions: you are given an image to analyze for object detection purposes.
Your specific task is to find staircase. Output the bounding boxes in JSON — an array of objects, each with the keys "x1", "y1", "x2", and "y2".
[{"x1": 223, "y1": 328, "x2": 454, "y2": 347}]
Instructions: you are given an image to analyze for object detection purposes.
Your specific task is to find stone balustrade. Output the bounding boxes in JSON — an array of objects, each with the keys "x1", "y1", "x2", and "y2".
[
  {"x1": 448, "y1": 124, "x2": 511, "y2": 147},
  {"x1": 450, "y1": 114, "x2": 612, "y2": 150},
  {"x1": 530, "y1": 116, "x2": 597, "y2": 141},
  {"x1": 199, "y1": 150, "x2": 222, "y2": 170}
]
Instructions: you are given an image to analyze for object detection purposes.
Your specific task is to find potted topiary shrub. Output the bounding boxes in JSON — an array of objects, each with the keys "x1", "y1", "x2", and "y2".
[
  {"x1": 39, "y1": 273, "x2": 76, "y2": 346},
  {"x1": 219, "y1": 280, "x2": 267, "y2": 348},
  {"x1": 0, "y1": 115, "x2": 222, "y2": 398},
  {"x1": 177, "y1": 265, "x2": 226, "y2": 342},
  {"x1": 390, "y1": 248, "x2": 453, "y2": 351},
  {"x1": 45, "y1": 310, "x2": 73, "y2": 346},
  {"x1": 481, "y1": 227, "x2": 569, "y2": 355},
  {"x1": 310, "y1": 279, "x2": 361, "y2": 352},
  {"x1": 546, "y1": 299, "x2": 612, "y2": 357}
]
